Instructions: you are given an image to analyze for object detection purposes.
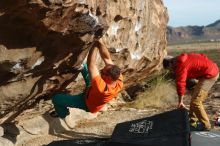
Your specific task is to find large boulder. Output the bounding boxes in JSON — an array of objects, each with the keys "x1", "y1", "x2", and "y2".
[{"x1": 0, "y1": 0, "x2": 168, "y2": 123}]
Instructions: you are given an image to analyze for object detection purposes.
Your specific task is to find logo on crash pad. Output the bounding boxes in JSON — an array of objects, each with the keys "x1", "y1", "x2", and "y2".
[
  {"x1": 129, "y1": 120, "x2": 153, "y2": 134},
  {"x1": 195, "y1": 132, "x2": 220, "y2": 138}
]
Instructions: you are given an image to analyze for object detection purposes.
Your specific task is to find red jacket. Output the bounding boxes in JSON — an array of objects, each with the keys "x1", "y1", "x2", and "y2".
[{"x1": 175, "y1": 53, "x2": 219, "y2": 96}]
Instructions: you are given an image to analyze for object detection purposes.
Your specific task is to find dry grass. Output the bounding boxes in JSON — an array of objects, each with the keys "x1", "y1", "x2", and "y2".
[
  {"x1": 167, "y1": 42, "x2": 220, "y2": 67},
  {"x1": 167, "y1": 41, "x2": 220, "y2": 50},
  {"x1": 128, "y1": 75, "x2": 178, "y2": 109}
]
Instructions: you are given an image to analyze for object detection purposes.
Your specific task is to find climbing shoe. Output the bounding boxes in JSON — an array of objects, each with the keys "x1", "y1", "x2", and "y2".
[{"x1": 50, "y1": 111, "x2": 59, "y2": 118}]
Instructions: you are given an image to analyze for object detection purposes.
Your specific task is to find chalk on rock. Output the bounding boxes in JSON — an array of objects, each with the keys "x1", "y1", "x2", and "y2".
[{"x1": 0, "y1": 126, "x2": 4, "y2": 136}]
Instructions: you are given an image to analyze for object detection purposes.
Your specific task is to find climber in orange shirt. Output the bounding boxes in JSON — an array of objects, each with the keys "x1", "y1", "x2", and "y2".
[{"x1": 51, "y1": 40, "x2": 123, "y2": 128}]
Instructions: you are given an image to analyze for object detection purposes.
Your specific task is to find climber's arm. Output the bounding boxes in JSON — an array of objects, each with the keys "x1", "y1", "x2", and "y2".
[
  {"x1": 96, "y1": 40, "x2": 114, "y2": 65},
  {"x1": 87, "y1": 43, "x2": 100, "y2": 79}
]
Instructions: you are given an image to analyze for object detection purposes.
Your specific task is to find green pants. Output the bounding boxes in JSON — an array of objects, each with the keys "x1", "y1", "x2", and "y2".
[{"x1": 52, "y1": 64, "x2": 90, "y2": 118}]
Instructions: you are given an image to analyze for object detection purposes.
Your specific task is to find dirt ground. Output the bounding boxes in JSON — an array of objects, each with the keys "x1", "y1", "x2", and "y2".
[
  {"x1": 12, "y1": 79, "x2": 220, "y2": 146},
  {"x1": 21, "y1": 109, "x2": 163, "y2": 146}
]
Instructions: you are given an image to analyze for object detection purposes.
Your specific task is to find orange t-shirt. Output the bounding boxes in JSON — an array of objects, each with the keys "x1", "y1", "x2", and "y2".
[{"x1": 85, "y1": 74, "x2": 123, "y2": 113}]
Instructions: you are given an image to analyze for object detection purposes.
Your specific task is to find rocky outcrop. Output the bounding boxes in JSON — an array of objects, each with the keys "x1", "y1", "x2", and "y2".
[
  {"x1": 167, "y1": 19, "x2": 220, "y2": 44},
  {"x1": 0, "y1": 0, "x2": 168, "y2": 123}
]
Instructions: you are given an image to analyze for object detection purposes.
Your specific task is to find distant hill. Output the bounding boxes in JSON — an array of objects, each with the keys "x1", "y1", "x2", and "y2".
[{"x1": 167, "y1": 19, "x2": 220, "y2": 44}]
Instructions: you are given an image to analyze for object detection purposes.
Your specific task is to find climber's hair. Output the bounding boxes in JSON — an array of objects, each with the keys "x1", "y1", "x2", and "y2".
[
  {"x1": 108, "y1": 65, "x2": 121, "y2": 81},
  {"x1": 102, "y1": 64, "x2": 121, "y2": 81}
]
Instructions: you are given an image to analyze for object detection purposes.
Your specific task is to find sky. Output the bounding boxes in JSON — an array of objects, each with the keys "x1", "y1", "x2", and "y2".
[{"x1": 163, "y1": 0, "x2": 220, "y2": 27}]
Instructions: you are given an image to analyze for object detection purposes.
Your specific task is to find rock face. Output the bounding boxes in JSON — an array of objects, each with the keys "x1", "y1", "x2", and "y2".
[{"x1": 0, "y1": 0, "x2": 168, "y2": 123}]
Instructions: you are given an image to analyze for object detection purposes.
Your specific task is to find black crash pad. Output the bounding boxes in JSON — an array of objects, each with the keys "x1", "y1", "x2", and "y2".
[
  {"x1": 110, "y1": 109, "x2": 190, "y2": 146},
  {"x1": 47, "y1": 138, "x2": 108, "y2": 146},
  {"x1": 47, "y1": 139, "x2": 146, "y2": 146}
]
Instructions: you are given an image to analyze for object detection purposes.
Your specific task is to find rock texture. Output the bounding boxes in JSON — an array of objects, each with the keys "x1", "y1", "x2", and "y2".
[{"x1": 0, "y1": 0, "x2": 168, "y2": 123}]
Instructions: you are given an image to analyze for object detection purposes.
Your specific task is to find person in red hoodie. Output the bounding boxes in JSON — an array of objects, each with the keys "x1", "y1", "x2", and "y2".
[{"x1": 163, "y1": 53, "x2": 219, "y2": 131}]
